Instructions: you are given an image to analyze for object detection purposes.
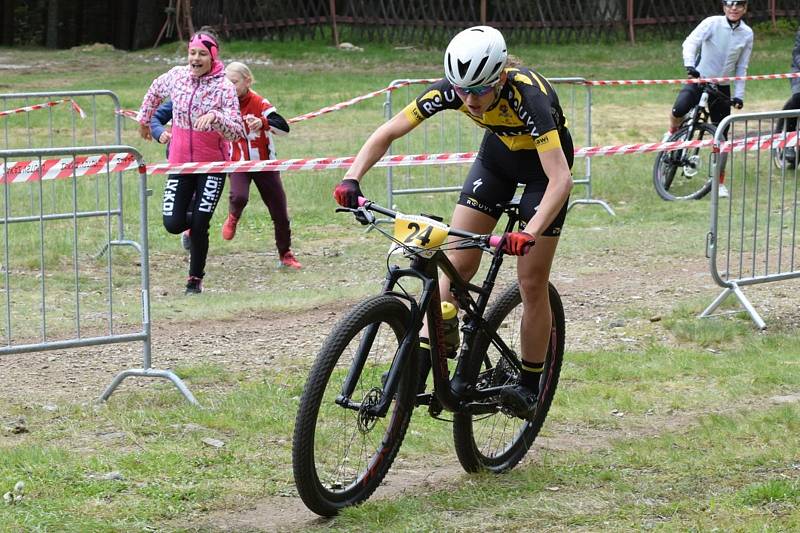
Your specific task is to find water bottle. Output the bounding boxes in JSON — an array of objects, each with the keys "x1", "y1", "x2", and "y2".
[{"x1": 441, "y1": 301, "x2": 460, "y2": 358}]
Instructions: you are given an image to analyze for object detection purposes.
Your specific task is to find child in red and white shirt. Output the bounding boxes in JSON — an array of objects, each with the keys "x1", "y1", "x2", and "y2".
[{"x1": 224, "y1": 61, "x2": 301, "y2": 269}]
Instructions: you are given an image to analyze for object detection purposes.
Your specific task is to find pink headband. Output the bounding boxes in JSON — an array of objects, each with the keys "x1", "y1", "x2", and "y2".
[{"x1": 189, "y1": 33, "x2": 219, "y2": 61}]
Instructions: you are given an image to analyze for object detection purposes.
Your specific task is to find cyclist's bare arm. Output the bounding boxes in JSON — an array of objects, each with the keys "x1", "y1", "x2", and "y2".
[
  {"x1": 344, "y1": 113, "x2": 418, "y2": 182},
  {"x1": 523, "y1": 148, "x2": 573, "y2": 239}
]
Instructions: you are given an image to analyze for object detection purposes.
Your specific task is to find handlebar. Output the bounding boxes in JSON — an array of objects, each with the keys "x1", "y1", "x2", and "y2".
[
  {"x1": 698, "y1": 82, "x2": 735, "y2": 106},
  {"x1": 346, "y1": 196, "x2": 508, "y2": 252}
]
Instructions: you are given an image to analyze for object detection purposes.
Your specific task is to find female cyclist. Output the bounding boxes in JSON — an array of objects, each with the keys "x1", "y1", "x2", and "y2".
[{"x1": 333, "y1": 26, "x2": 573, "y2": 418}]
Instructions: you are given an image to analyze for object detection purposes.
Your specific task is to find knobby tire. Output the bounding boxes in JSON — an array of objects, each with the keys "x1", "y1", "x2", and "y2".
[{"x1": 292, "y1": 295, "x2": 418, "y2": 516}]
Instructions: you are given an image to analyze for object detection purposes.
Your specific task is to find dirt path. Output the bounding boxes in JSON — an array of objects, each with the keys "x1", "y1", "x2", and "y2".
[
  {"x1": 0, "y1": 255, "x2": 716, "y2": 405},
  {"x1": 2, "y1": 253, "x2": 798, "y2": 531}
]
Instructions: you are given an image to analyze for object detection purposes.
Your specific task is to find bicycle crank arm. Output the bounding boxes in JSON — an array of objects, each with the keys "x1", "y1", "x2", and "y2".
[{"x1": 462, "y1": 401, "x2": 502, "y2": 415}]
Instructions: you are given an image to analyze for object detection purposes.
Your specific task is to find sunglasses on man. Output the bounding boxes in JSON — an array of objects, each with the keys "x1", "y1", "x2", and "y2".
[{"x1": 723, "y1": 1, "x2": 747, "y2": 7}]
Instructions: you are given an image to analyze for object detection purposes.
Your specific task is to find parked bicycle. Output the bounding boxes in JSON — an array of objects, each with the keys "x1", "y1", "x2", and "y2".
[
  {"x1": 653, "y1": 83, "x2": 732, "y2": 201},
  {"x1": 292, "y1": 197, "x2": 565, "y2": 516}
]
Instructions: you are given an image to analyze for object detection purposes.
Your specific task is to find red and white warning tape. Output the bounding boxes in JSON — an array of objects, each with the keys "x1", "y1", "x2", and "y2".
[
  {"x1": 0, "y1": 99, "x2": 86, "y2": 119},
  {"x1": 2, "y1": 131, "x2": 796, "y2": 183},
  {"x1": 286, "y1": 78, "x2": 440, "y2": 123},
  {"x1": 116, "y1": 72, "x2": 800, "y2": 125},
  {"x1": 115, "y1": 109, "x2": 139, "y2": 121},
  {"x1": 116, "y1": 78, "x2": 442, "y2": 125},
  {"x1": 586, "y1": 72, "x2": 800, "y2": 86}
]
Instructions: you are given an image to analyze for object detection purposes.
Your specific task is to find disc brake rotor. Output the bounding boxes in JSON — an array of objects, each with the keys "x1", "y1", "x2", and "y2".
[{"x1": 357, "y1": 387, "x2": 383, "y2": 433}]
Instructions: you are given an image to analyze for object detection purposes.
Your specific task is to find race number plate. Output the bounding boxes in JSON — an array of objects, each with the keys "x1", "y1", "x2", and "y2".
[{"x1": 393, "y1": 214, "x2": 449, "y2": 252}]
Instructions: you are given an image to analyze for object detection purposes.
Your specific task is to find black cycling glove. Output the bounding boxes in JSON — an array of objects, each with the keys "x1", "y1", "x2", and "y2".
[
  {"x1": 731, "y1": 97, "x2": 744, "y2": 110},
  {"x1": 333, "y1": 178, "x2": 363, "y2": 208},
  {"x1": 685, "y1": 66, "x2": 701, "y2": 79}
]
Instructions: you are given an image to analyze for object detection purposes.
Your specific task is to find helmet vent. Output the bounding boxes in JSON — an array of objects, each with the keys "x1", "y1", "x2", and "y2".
[
  {"x1": 457, "y1": 59, "x2": 470, "y2": 78},
  {"x1": 473, "y1": 56, "x2": 489, "y2": 83}
]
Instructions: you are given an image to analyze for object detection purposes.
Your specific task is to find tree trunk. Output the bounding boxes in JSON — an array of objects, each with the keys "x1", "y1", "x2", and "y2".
[{"x1": 134, "y1": 0, "x2": 171, "y2": 49}]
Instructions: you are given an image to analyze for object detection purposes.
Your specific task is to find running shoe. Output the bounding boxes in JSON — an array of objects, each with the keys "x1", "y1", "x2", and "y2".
[
  {"x1": 185, "y1": 276, "x2": 203, "y2": 294},
  {"x1": 279, "y1": 250, "x2": 302, "y2": 270},
  {"x1": 222, "y1": 214, "x2": 239, "y2": 241}
]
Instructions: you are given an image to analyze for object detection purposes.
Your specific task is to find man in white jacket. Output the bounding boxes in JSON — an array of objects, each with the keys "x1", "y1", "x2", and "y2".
[{"x1": 666, "y1": 0, "x2": 753, "y2": 196}]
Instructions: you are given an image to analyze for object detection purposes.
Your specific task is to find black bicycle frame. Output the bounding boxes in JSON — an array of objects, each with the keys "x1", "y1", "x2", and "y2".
[{"x1": 336, "y1": 202, "x2": 524, "y2": 418}]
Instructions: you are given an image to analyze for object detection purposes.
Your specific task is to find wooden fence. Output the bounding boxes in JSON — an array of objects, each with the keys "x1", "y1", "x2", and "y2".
[
  {"x1": 0, "y1": 0, "x2": 798, "y2": 49},
  {"x1": 199, "y1": 0, "x2": 799, "y2": 44}
]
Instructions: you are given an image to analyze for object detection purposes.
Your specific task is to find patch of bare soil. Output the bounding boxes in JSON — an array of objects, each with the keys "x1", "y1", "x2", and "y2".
[{"x1": 2, "y1": 250, "x2": 799, "y2": 531}]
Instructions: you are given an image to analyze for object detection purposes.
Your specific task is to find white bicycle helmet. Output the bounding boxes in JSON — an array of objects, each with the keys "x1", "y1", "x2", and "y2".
[{"x1": 444, "y1": 26, "x2": 508, "y2": 89}]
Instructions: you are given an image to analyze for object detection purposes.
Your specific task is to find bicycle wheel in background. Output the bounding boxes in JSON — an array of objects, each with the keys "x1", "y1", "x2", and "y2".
[
  {"x1": 771, "y1": 118, "x2": 797, "y2": 171},
  {"x1": 292, "y1": 295, "x2": 418, "y2": 516},
  {"x1": 653, "y1": 123, "x2": 716, "y2": 201},
  {"x1": 452, "y1": 282, "x2": 565, "y2": 473}
]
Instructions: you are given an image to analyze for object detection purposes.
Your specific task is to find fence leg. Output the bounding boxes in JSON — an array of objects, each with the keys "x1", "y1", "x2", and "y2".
[
  {"x1": 567, "y1": 178, "x2": 616, "y2": 216},
  {"x1": 99, "y1": 369, "x2": 200, "y2": 406},
  {"x1": 699, "y1": 282, "x2": 766, "y2": 330},
  {"x1": 568, "y1": 197, "x2": 616, "y2": 216}
]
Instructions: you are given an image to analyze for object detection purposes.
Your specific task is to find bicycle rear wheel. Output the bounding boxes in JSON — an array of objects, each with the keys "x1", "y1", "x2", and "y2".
[
  {"x1": 452, "y1": 282, "x2": 565, "y2": 473},
  {"x1": 653, "y1": 123, "x2": 716, "y2": 201},
  {"x1": 292, "y1": 295, "x2": 418, "y2": 516}
]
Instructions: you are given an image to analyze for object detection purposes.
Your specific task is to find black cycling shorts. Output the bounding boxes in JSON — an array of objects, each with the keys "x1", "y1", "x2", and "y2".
[
  {"x1": 672, "y1": 83, "x2": 731, "y2": 125},
  {"x1": 458, "y1": 129, "x2": 573, "y2": 237}
]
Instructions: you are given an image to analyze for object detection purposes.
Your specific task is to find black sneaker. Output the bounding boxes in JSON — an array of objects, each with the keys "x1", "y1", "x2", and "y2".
[
  {"x1": 185, "y1": 276, "x2": 203, "y2": 294},
  {"x1": 501, "y1": 384, "x2": 538, "y2": 419}
]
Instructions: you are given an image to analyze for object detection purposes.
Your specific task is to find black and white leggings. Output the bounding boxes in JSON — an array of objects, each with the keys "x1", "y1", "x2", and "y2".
[{"x1": 162, "y1": 173, "x2": 226, "y2": 279}]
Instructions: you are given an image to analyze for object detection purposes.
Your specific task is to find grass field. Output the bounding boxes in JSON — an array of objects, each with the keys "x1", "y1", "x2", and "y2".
[{"x1": 1, "y1": 23, "x2": 800, "y2": 531}]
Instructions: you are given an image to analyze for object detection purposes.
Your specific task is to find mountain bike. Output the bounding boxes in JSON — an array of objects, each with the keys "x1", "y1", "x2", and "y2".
[
  {"x1": 292, "y1": 197, "x2": 565, "y2": 516},
  {"x1": 653, "y1": 83, "x2": 732, "y2": 201}
]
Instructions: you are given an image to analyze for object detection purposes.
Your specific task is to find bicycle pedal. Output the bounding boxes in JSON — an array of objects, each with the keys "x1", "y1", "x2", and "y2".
[
  {"x1": 427, "y1": 395, "x2": 443, "y2": 417},
  {"x1": 415, "y1": 392, "x2": 432, "y2": 407}
]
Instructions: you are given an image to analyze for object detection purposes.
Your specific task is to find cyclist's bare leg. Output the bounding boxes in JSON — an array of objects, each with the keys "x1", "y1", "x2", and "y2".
[
  {"x1": 669, "y1": 112, "x2": 682, "y2": 133},
  {"x1": 419, "y1": 204, "x2": 497, "y2": 339},
  {"x1": 516, "y1": 235, "x2": 559, "y2": 365}
]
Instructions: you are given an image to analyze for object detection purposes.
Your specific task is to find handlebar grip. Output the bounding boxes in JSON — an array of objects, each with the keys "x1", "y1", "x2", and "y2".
[
  {"x1": 489, "y1": 235, "x2": 502, "y2": 248},
  {"x1": 358, "y1": 196, "x2": 368, "y2": 207},
  {"x1": 521, "y1": 240, "x2": 535, "y2": 255}
]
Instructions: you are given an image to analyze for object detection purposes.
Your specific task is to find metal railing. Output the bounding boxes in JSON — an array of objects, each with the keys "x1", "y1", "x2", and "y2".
[
  {"x1": 0, "y1": 90, "x2": 129, "y2": 241},
  {"x1": 382, "y1": 77, "x2": 613, "y2": 216},
  {"x1": 702, "y1": 109, "x2": 800, "y2": 329},
  {"x1": 0, "y1": 145, "x2": 197, "y2": 404}
]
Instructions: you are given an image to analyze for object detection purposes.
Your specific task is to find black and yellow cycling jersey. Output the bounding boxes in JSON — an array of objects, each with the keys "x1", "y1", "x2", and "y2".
[{"x1": 402, "y1": 67, "x2": 567, "y2": 153}]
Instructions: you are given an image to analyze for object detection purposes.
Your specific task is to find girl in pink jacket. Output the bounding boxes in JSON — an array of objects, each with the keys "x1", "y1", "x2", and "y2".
[{"x1": 138, "y1": 29, "x2": 245, "y2": 294}]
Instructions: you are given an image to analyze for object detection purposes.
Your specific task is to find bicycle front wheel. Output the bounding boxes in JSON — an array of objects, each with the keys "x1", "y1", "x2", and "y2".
[
  {"x1": 653, "y1": 123, "x2": 716, "y2": 201},
  {"x1": 452, "y1": 282, "x2": 565, "y2": 473},
  {"x1": 292, "y1": 295, "x2": 418, "y2": 516}
]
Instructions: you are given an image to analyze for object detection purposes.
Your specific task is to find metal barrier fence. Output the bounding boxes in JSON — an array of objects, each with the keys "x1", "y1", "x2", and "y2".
[
  {"x1": 383, "y1": 77, "x2": 614, "y2": 216},
  {"x1": 702, "y1": 109, "x2": 800, "y2": 330},
  {"x1": 0, "y1": 90, "x2": 131, "y2": 242},
  {"x1": 0, "y1": 145, "x2": 197, "y2": 405},
  {"x1": 0, "y1": 90, "x2": 123, "y2": 149}
]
